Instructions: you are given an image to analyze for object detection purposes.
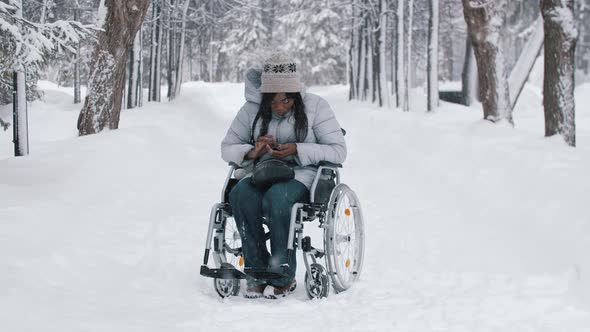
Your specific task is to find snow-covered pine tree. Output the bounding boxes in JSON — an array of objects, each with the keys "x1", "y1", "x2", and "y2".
[
  {"x1": 541, "y1": 0, "x2": 578, "y2": 146},
  {"x1": 220, "y1": 0, "x2": 270, "y2": 77},
  {"x1": 0, "y1": 0, "x2": 90, "y2": 153},
  {"x1": 278, "y1": 0, "x2": 349, "y2": 86},
  {"x1": 462, "y1": 0, "x2": 513, "y2": 124},
  {"x1": 77, "y1": 0, "x2": 151, "y2": 136}
]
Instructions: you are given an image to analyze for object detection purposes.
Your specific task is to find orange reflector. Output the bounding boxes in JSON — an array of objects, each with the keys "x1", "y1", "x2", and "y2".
[
  {"x1": 344, "y1": 208, "x2": 351, "y2": 216},
  {"x1": 239, "y1": 256, "x2": 244, "y2": 267},
  {"x1": 345, "y1": 259, "x2": 351, "y2": 268}
]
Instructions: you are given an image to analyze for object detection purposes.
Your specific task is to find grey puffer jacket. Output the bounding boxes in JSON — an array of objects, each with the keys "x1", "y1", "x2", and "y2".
[{"x1": 221, "y1": 68, "x2": 347, "y2": 190}]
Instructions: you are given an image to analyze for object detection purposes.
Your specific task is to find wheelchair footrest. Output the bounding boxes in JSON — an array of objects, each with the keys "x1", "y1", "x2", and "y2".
[
  {"x1": 200, "y1": 264, "x2": 246, "y2": 280},
  {"x1": 244, "y1": 266, "x2": 291, "y2": 280}
]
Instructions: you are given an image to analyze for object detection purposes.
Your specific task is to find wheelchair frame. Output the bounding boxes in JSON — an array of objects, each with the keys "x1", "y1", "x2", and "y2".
[{"x1": 200, "y1": 161, "x2": 364, "y2": 299}]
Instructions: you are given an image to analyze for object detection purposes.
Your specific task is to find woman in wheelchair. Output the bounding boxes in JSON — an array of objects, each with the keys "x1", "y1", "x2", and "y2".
[{"x1": 221, "y1": 52, "x2": 346, "y2": 299}]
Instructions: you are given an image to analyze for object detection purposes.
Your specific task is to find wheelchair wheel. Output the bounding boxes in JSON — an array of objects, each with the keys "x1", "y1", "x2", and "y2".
[
  {"x1": 212, "y1": 216, "x2": 244, "y2": 270},
  {"x1": 211, "y1": 216, "x2": 244, "y2": 298},
  {"x1": 222, "y1": 217, "x2": 245, "y2": 270},
  {"x1": 304, "y1": 263, "x2": 330, "y2": 299},
  {"x1": 324, "y1": 184, "x2": 365, "y2": 293},
  {"x1": 214, "y1": 278, "x2": 240, "y2": 298}
]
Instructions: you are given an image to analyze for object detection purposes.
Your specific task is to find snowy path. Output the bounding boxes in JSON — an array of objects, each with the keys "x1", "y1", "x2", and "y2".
[{"x1": 1, "y1": 81, "x2": 589, "y2": 331}]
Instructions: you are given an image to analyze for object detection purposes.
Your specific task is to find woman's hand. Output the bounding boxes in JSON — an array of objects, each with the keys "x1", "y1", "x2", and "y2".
[
  {"x1": 246, "y1": 135, "x2": 276, "y2": 160},
  {"x1": 271, "y1": 143, "x2": 297, "y2": 158}
]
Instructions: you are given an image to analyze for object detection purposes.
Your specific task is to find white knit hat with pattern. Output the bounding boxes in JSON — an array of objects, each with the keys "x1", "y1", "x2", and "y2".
[{"x1": 260, "y1": 52, "x2": 301, "y2": 93}]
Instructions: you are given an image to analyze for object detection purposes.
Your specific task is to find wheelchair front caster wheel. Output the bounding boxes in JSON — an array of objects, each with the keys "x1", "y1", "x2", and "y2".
[
  {"x1": 305, "y1": 264, "x2": 330, "y2": 299},
  {"x1": 214, "y1": 278, "x2": 240, "y2": 298}
]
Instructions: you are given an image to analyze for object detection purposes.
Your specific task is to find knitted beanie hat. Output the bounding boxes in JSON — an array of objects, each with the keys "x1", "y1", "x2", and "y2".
[{"x1": 260, "y1": 52, "x2": 301, "y2": 93}]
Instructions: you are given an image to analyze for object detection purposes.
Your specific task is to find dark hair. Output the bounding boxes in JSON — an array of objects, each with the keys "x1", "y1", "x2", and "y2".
[{"x1": 250, "y1": 92, "x2": 308, "y2": 144}]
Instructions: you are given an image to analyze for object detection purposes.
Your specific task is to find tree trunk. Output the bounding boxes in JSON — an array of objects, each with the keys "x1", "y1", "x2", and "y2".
[
  {"x1": 138, "y1": 28, "x2": 144, "y2": 107},
  {"x1": 149, "y1": 0, "x2": 162, "y2": 102},
  {"x1": 77, "y1": 0, "x2": 150, "y2": 136},
  {"x1": 359, "y1": 20, "x2": 367, "y2": 101},
  {"x1": 396, "y1": 0, "x2": 404, "y2": 109},
  {"x1": 403, "y1": 0, "x2": 413, "y2": 112},
  {"x1": 367, "y1": 20, "x2": 374, "y2": 103},
  {"x1": 378, "y1": 0, "x2": 388, "y2": 108},
  {"x1": 390, "y1": 7, "x2": 396, "y2": 102},
  {"x1": 167, "y1": 0, "x2": 177, "y2": 100},
  {"x1": 74, "y1": 6, "x2": 81, "y2": 104},
  {"x1": 462, "y1": 0, "x2": 512, "y2": 124},
  {"x1": 13, "y1": 0, "x2": 28, "y2": 156},
  {"x1": 40, "y1": 0, "x2": 48, "y2": 24},
  {"x1": 173, "y1": 0, "x2": 190, "y2": 98},
  {"x1": 427, "y1": 0, "x2": 439, "y2": 111},
  {"x1": 127, "y1": 30, "x2": 141, "y2": 109},
  {"x1": 541, "y1": 0, "x2": 577, "y2": 146},
  {"x1": 461, "y1": 37, "x2": 478, "y2": 106},
  {"x1": 348, "y1": 2, "x2": 358, "y2": 100}
]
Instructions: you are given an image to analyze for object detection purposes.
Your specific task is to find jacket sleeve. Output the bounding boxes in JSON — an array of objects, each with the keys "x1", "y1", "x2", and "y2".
[
  {"x1": 221, "y1": 105, "x2": 254, "y2": 166},
  {"x1": 296, "y1": 98, "x2": 347, "y2": 166}
]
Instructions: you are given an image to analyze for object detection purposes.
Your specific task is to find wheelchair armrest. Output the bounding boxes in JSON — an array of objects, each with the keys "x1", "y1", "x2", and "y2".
[
  {"x1": 228, "y1": 161, "x2": 241, "y2": 169},
  {"x1": 316, "y1": 161, "x2": 342, "y2": 168}
]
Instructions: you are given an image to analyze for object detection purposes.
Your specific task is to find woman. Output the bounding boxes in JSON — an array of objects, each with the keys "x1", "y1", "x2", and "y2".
[{"x1": 221, "y1": 52, "x2": 346, "y2": 299}]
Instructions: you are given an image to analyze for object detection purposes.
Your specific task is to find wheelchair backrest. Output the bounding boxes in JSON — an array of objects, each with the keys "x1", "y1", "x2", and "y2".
[{"x1": 310, "y1": 167, "x2": 339, "y2": 206}]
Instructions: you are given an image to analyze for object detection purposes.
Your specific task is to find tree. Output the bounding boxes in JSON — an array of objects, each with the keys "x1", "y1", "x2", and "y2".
[
  {"x1": 402, "y1": 0, "x2": 413, "y2": 112},
  {"x1": 541, "y1": 0, "x2": 577, "y2": 146},
  {"x1": 127, "y1": 28, "x2": 142, "y2": 109},
  {"x1": 220, "y1": 0, "x2": 270, "y2": 78},
  {"x1": 427, "y1": 0, "x2": 439, "y2": 111},
  {"x1": 166, "y1": 0, "x2": 178, "y2": 100},
  {"x1": 148, "y1": 0, "x2": 163, "y2": 102},
  {"x1": 462, "y1": 0, "x2": 512, "y2": 124},
  {"x1": 461, "y1": 37, "x2": 478, "y2": 105},
  {"x1": 173, "y1": 0, "x2": 191, "y2": 98},
  {"x1": 77, "y1": 0, "x2": 151, "y2": 136},
  {"x1": 0, "y1": 0, "x2": 89, "y2": 154},
  {"x1": 396, "y1": 0, "x2": 404, "y2": 108},
  {"x1": 280, "y1": 0, "x2": 349, "y2": 86},
  {"x1": 348, "y1": 0, "x2": 388, "y2": 107},
  {"x1": 575, "y1": 0, "x2": 590, "y2": 75}
]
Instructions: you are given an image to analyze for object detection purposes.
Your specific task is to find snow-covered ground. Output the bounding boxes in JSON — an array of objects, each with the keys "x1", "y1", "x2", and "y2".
[{"x1": 1, "y1": 80, "x2": 589, "y2": 331}]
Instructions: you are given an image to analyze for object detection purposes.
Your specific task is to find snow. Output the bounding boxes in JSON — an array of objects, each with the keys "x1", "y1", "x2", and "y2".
[
  {"x1": 546, "y1": 4, "x2": 578, "y2": 43},
  {"x1": 1, "y1": 80, "x2": 590, "y2": 330},
  {"x1": 96, "y1": 0, "x2": 107, "y2": 30},
  {"x1": 508, "y1": 18, "x2": 544, "y2": 108}
]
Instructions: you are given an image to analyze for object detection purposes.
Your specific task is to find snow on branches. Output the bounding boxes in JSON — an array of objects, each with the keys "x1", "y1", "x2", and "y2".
[{"x1": 0, "y1": 0, "x2": 93, "y2": 73}]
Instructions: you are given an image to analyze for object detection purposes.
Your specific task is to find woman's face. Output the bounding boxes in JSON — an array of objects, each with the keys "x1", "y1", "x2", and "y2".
[{"x1": 270, "y1": 93, "x2": 294, "y2": 116}]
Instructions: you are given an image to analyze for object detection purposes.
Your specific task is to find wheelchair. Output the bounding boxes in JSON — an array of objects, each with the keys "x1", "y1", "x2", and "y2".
[{"x1": 200, "y1": 161, "x2": 365, "y2": 299}]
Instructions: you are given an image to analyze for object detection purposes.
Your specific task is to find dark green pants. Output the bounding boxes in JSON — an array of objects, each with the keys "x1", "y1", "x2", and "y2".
[{"x1": 229, "y1": 177, "x2": 309, "y2": 288}]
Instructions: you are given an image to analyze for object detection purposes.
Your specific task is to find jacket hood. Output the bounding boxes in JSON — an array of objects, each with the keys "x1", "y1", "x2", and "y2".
[{"x1": 244, "y1": 67, "x2": 306, "y2": 104}]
